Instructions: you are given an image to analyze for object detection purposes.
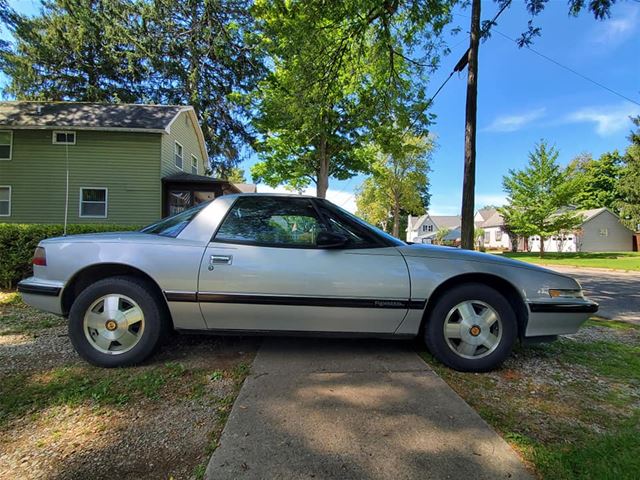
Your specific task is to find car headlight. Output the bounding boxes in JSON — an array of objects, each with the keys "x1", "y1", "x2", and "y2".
[{"x1": 548, "y1": 289, "x2": 584, "y2": 299}]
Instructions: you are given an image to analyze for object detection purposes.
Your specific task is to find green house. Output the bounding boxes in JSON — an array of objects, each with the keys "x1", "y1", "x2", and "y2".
[{"x1": 0, "y1": 101, "x2": 239, "y2": 225}]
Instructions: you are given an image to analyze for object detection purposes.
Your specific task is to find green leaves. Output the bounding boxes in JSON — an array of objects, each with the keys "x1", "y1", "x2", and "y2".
[
  {"x1": 617, "y1": 117, "x2": 640, "y2": 231},
  {"x1": 250, "y1": 0, "x2": 454, "y2": 196},
  {"x1": 355, "y1": 134, "x2": 432, "y2": 237},
  {"x1": 500, "y1": 141, "x2": 585, "y2": 250}
]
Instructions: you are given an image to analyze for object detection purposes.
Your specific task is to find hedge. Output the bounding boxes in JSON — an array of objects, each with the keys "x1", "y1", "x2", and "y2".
[{"x1": 0, "y1": 224, "x2": 141, "y2": 289}]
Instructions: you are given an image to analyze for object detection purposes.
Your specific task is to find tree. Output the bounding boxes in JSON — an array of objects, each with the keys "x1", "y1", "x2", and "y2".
[
  {"x1": 0, "y1": 0, "x2": 146, "y2": 103},
  {"x1": 250, "y1": 0, "x2": 454, "y2": 198},
  {"x1": 221, "y1": 167, "x2": 247, "y2": 183},
  {"x1": 434, "y1": 227, "x2": 451, "y2": 245},
  {"x1": 617, "y1": 116, "x2": 640, "y2": 231},
  {"x1": 474, "y1": 226, "x2": 485, "y2": 249},
  {"x1": 499, "y1": 141, "x2": 584, "y2": 257},
  {"x1": 571, "y1": 151, "x2": 624, "y2": 211},
  {"x1": 0, "y1": 0, "x2": 264, "y2": 175},
  {"x1": 355, "y1": 136, "x2": 432, "y2": 238},
  {"x1": 457, "y1": 0, "x2": 619, "y2": 250}
]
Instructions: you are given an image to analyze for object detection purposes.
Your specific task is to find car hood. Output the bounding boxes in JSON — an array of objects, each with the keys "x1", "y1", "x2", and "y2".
[{"x1": 398, "y1": 243, "x2": 560, "y2": 275}]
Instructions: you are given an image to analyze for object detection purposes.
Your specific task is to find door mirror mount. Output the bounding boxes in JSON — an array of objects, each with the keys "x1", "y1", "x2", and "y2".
[{"x1": 316, "y1": 231, "x2": 348, "y2": 249}]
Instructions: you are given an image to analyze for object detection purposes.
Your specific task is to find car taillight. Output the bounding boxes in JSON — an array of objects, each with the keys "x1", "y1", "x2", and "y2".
[{"x1": 32, "y1": 247, "x2": 47, "y2": 266}]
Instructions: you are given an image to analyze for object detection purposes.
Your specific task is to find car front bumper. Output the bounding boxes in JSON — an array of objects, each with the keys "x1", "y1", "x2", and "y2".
[
  {"x1": 17, "y1": 277, "x2": 65, "y2": 316},
  {"x1": 525, "y1": 300, "x2": 598, "y2": 337}
]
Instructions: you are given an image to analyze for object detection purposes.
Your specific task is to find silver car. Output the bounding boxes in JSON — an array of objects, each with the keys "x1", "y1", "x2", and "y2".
[{"x1": 18, "y1": 194, "x2": 597, "y2": 371}]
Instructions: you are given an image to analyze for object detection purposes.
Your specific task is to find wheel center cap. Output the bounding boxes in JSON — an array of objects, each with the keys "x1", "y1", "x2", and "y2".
[
  {"x1": 105, "y1": 320, "x2": 118, "y2": 331},
  {"x1": 469, "y1": 325, "x2": 481, "y2": 337}
]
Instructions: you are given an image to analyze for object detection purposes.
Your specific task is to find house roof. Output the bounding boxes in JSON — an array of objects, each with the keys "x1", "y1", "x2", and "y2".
[
  {"x1": 0, "y1": 101, "x2": 189, "y2": 132},
  {"x1": 162, "y1": 172, "x2": 240, "y2": 190},
  {"x1": 481, "y1": 210, "x2": 505, "y2": 228},
  {"x1": 475, "y1": 207, "x2": 497, "y2": 221},
  {"x1": 408, "y1": 214, "x2": 461, "y2": 231},
  {"x1": 430, "y1": 215, "x2": 461, "y2": 229},
  {"x1": 234, "y1": 183, "x2": 258, "y2": 193}
]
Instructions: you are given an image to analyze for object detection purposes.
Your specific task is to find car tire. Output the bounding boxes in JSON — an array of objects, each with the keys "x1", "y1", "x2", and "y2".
[
  {"x1": 68, "y1": 276, "x2": 168, "y2": 368},
  {"x1": 424, "y1": 283, "x2": 517, "y2": 372}
]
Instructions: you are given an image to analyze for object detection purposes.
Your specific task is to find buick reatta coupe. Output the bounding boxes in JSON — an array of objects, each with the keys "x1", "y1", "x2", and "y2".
[{"x1": 18, "y1": 194, "x2": 597, "y2": 371}]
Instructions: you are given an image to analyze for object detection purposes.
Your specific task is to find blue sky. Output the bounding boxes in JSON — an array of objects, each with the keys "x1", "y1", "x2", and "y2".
[{"x1": 3, "y1": 1, "x2": 639, "y2": 214}]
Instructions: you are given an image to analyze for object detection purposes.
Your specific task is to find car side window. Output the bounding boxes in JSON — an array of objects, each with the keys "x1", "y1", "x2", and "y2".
[
  {"x1": 214, "y1": 196, "x2": 328, "y2": 247},
  {"x1": 314, "y1": 200, "x2": 387, "y2": 248}
]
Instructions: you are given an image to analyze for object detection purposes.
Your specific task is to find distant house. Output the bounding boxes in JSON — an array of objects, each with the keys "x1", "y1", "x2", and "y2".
[
  {"x1": 475, "y1": 209, "x2": 512, "y2": 250},
  {"x1": 406, "y1": 213, "x2": 461, "y2": 243},
  {"x1": 529, "y1": 208, "x2": 634, "y2": 253},
  {"x1": 0, "y1": 101, "x2": 239, "y2": 225}
]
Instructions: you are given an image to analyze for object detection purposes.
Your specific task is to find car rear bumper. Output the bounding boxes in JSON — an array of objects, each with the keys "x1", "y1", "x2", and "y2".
[
  {"x1": 524, "y1": 300, "x2": 598, "y2": 337},
  {"x1": 17, "y1": 277, "x2": 64, "y2": 315}
]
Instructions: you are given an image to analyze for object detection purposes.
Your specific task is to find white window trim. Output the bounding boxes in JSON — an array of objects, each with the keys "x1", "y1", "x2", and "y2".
[
  {"x1": 79, "y1": 187, "x2": 108, "y2": 218},
  {"x1": 0, "y1": 130, "x2": 12, "y2": 160},
  {"x1": 175, "y1": 141, "x2": 184, "y2": 170},
  {"x1": 52, "y1": 130, "x2": 77, "y2": 145},
  {"x1": 191, "y1": 154, "x2": 198, "y2": 174},
  {"x1": 0, "y1": 185, "x2": 11, "y2": 216}
]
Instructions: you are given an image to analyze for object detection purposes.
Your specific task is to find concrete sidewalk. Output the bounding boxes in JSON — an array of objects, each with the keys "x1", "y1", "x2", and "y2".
[{"x1": 206, "y1": 338, "x2": 532, "y2": 480}]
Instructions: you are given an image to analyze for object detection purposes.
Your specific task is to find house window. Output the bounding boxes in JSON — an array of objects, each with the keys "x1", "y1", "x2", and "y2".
[
  {"x1": 495, "y1": 229, "x2": 502, "y2": 241},
  {"x1": 0, "y1": 186, "x2": 11, "y2": 216},
  {"x1": 484, "y1": 231, "x2": 490, "y2": 242},
  {"x1": 52, "y1": 131, "x2": 76, "y2": 145},
  {"x1": 80, "y1": 188, "x2": 107, "y2": 218},
  {"x1": 175, "y1": 142, "x2": 183, "y2": 169},
  {"x1": 0, "y1": 131, "x2": 12, "y2": 160},
  {"x1": 599, "y1": 228, "x2": 608, "y2": 237},
  {"x1": 422, "y1": 224, "x2": 433, "y2": 232},
  {"x1": 191, "y1": 154, "x2": 198, "y2": 174}
]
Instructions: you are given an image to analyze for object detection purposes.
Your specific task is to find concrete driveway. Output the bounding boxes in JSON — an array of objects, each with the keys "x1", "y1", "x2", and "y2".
[
  {"x1": 546, "y1": 266, "x2": 640, "y2": 323},
  {"x1": 206, "y1": 338, "x2": 532, "y2": 480}
]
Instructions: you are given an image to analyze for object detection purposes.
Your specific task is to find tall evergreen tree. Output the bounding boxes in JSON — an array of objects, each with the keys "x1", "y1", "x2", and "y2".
[
  {"x1": 617, "y1": 116, "x2": 640, "y2": 231},
  {"x1": 500, "y1": 141, "x2": 584, "y2": 257},
  {"x1": 0, "y1": 0, "x2": 263, "y2": 174}
]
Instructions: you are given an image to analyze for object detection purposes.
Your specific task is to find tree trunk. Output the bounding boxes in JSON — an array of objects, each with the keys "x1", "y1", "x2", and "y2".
[
  {"x1": 460, "y1": 0, "x2": 481, "y2": 250},
  {"x1": 392, "y1": 195, "x2": 400, "y2": 238},
  {"x1": 317, "y1": 134, "x2": 329, "y2": 198},
  {"x1": 539, "y1": 236, "x2": 545, "y2": 258}
]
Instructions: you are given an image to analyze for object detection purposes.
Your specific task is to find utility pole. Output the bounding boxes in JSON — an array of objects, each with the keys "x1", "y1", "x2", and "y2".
[{"x1": 461, "y1": 0, "x2": 481, "y2": 250}]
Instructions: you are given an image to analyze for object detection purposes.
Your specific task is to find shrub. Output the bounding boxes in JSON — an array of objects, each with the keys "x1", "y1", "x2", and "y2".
[{"x1": 0, "y1": 224, "x2": 141, "y2": 288}]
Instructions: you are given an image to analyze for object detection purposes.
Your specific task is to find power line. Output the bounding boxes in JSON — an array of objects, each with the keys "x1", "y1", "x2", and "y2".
[
  {"x1": 405, "y1": 2, "x2": 511, "y2": 135},
  {"x1": 493, "y1": 29, "x2": 640, "y2": 107}
]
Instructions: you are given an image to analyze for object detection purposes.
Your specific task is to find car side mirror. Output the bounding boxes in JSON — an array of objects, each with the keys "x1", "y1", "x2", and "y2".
[{"x1": 316, "y1": 231, "x2": 348, "y2": 248}]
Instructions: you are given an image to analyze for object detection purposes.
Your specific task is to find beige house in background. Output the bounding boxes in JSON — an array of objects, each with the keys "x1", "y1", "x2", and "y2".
[{"x1": 529, "y1": 208, "x2": 634, "y2": 253}]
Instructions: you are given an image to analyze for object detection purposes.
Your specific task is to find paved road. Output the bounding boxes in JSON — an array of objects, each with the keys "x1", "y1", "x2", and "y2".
[
  {"x1": 206, "y1": 338, "x2": 532, "y2": 480},
  {"x1": 546, "y1": 266, "x2": 640, "y2": 323}
]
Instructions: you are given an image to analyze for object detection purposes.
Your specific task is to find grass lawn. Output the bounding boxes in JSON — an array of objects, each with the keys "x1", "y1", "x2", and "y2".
[
  {"x1": 500, "y1": 252, "x2": 640, "y2": 271},
  {"x1": 420, "y1": 318, "x2": 640, "y2": 479},
  {"x1": 0, "y1": 290, "x2": 258, "y2": 480}
]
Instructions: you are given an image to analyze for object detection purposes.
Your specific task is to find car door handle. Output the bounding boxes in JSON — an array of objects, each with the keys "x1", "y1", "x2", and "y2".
[{"x1": 210, "y1": 255, "x2": 232, "y2": 265}]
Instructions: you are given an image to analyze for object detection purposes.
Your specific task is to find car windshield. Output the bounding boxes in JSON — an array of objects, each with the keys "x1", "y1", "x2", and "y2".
[{"x1": 140, "y1": 202, "x2": 209, "y2": 237}]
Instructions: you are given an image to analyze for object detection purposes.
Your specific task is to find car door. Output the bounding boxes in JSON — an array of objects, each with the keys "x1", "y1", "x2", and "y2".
[{"x1": 197, "y1": 196, "x2": 411, "y2": 333}]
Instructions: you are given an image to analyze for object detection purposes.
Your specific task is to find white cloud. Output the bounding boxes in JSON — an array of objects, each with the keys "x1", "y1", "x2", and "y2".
[
  {"x1": 255, "y1": 184, "x2": 357, "y2": 212},
  {"x1": 592, "y1": 6, "x2": 638, "y2": 45},
  {"x1": 482, "y1": 108, "x2": 546, "y2": 133},
  {"x1": 565, "y1": 103, "x2": 640, "y2": 136}
]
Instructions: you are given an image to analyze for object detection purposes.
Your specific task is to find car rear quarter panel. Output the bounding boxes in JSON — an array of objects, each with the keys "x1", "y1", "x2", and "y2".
[{"x1": 40, "y1": 236, "x2": 208, "y2": 329}]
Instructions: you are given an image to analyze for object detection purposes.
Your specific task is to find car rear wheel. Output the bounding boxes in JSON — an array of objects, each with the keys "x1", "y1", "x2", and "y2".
[
  {"x1": 68, "y1": 276, "x2": 167, "y2": 367},
  {"x1": 424, "y1": 283, "x2": 517, "y2": 372}
]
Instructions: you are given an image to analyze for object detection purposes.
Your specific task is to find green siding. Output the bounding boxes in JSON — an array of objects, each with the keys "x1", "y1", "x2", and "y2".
[
  {"x1": 161, "y1": 111, "x2": 207, "y2": 176},
  {"x1": 0, "y1": 130, "x2": 162, "y2": 225}
]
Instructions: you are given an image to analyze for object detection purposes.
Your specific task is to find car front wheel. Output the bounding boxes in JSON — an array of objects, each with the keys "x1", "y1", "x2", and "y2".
[
  {"x1": 424, "y1": 283, "x2": 517, "y2": 372},
  {"x1": 68, "y1": 276, "x2": 167, "y2": 367}
]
